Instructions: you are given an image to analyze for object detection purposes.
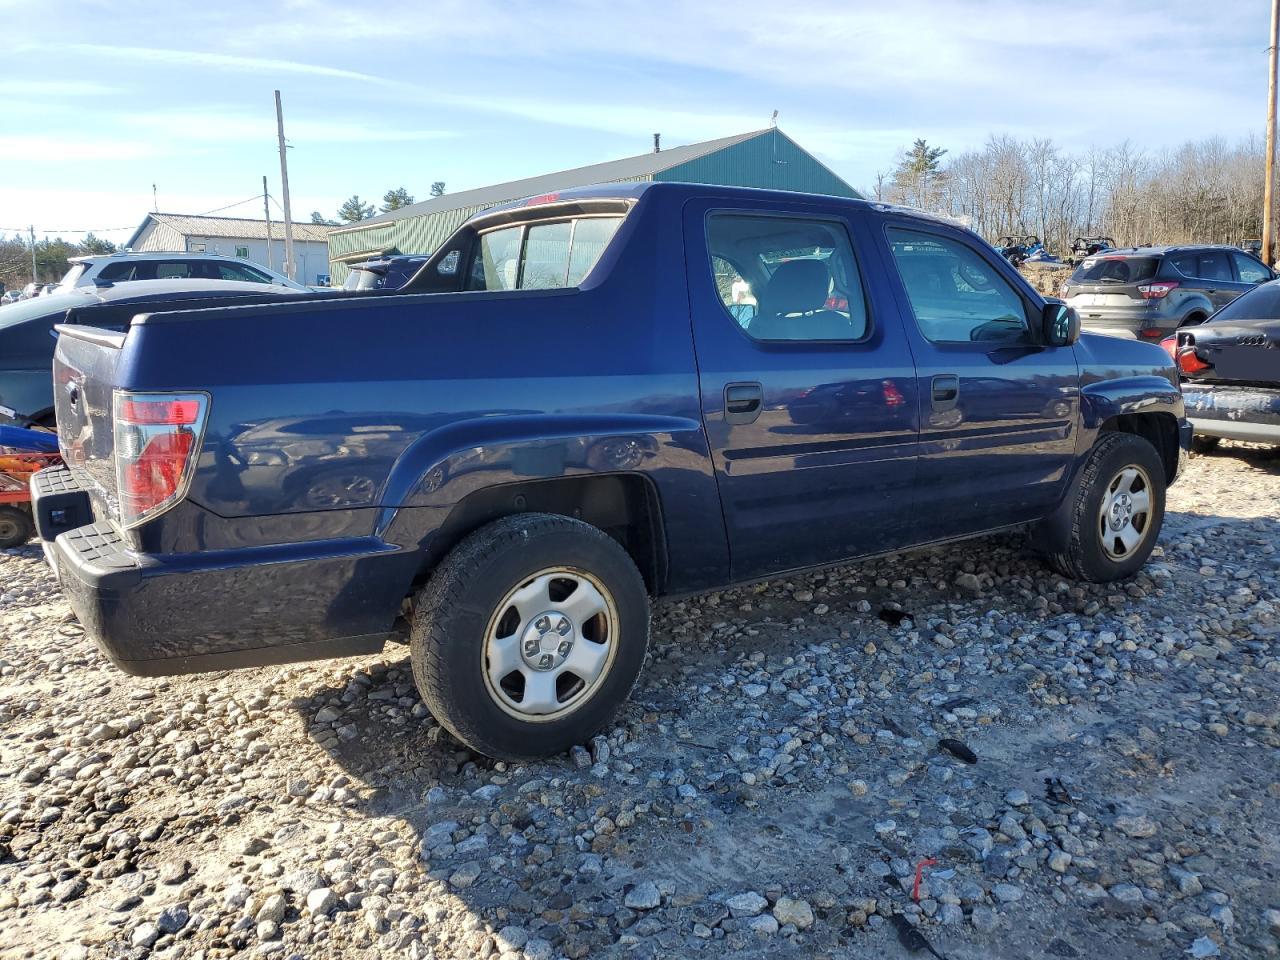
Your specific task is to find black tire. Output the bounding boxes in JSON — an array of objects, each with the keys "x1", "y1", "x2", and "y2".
[
  {"x1": 409, "y1": 513, "x2": 649, "y2": 761},
  {"x1": 1190, "y1": 435, "x2": 1221, "y2": 455},
  {"x1": 1179, "y1": 313, "x2": 1207, "y2": 328},
  {"x1": 1044, "y1": 432, "x2": 1166, "y2": 583},
  {"x1": 0, "y1": 506, "x2": 34, "y2": 549}
]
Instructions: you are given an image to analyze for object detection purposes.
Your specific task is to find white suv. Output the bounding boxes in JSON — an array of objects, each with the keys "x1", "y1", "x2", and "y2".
[{"x1": 58, "y1": 253, "x2": 307, "y2": 292}]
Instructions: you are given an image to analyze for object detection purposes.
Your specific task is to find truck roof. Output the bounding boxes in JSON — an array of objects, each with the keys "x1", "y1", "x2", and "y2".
[{"x1": 477, "y1": 181, "x2": 959, "y2": 230}]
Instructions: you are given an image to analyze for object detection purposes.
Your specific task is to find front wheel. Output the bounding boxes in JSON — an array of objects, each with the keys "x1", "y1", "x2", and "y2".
[
  {"x1": 1044, "y1": 432, "x2": 1166, "y2": 582},
  {"x1": 409, "y1": 513, "x2": 649, "y2": 761}
]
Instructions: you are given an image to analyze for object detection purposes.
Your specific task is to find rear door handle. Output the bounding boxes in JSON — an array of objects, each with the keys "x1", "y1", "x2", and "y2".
[
  {"x1": 931, "y1": 374, "x2": 959, "y2": 411},
  {"x1": 724, "y1": 382, "x2": 763, "y2": 425}
]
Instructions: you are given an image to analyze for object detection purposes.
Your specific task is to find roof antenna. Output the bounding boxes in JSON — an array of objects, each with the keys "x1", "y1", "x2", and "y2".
[{"x1": 770, "y1": 109, "x2": 778, "y2": 128}]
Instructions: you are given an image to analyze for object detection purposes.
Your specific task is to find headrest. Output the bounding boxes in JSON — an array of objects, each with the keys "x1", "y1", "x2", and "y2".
[{"x1": 760, "y1": 259, "x2": 830, "y2": 315}]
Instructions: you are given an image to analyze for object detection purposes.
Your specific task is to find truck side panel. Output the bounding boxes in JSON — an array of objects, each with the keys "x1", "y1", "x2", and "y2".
[{"x1": 118, "y1": 192, "x2": 729, "y2": 596}]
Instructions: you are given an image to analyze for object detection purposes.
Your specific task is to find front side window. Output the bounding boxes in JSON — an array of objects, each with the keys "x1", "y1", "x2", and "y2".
[
  {"x1": 706, "y1": 214, "x2": 868, "y2": 342},
  {"x1": 216, "y1": 263, "x2": 272, "y2": 283},
  {"x1": 888, "y1": 227, "x2": 1031, "y2": 344},
  {"x1": 1232, "y1": 252, "x2": 1271, "y2": 284},
  {"x1": 465, "y1": 215, "x2": 624, "y2": 292}
]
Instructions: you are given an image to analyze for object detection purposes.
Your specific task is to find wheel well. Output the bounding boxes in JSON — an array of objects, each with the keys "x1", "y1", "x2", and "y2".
[
  {"x1": 1098, "y1": 413, "x2": 1180, "y2": 483},
  {"x1": 415, "y1": 474, "x2": 667, "y2": 595},
  {"x1": 1179, "y1": 312, "x2": 1206, "y2": 327}
]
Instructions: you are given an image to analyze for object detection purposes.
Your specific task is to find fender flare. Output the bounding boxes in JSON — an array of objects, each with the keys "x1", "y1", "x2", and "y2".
[{"x1": 379, "y1": 412, "x2": 704, "y2": 513}]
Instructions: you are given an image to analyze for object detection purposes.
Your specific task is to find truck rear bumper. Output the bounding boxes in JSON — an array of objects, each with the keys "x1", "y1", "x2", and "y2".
[
  {"x1": 1182, "y1": 383, "x2": 1280, "y2": 445},
  {"x1": 31, "y1": 466, "x2": 403, "y2": 676}
]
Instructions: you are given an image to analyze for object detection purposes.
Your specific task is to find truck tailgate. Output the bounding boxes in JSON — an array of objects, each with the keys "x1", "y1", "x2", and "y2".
[{"x1": 52, "y1": 324, "x2": 125, "y2": 520}]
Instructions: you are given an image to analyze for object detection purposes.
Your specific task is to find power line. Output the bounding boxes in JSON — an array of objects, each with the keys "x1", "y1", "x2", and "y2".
[{"x1": 0, "y1": 191, "x2": 279, "y2": 237}]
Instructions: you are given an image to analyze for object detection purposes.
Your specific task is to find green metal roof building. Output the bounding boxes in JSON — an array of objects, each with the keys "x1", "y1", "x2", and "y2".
[{"x1": 327, "y1": 128, "x2": 859, "y2": 282}]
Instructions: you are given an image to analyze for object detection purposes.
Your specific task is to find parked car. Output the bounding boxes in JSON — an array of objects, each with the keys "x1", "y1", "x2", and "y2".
[
  {"x1": 343, "y1": 255, "x2": 429, "y2": 291},
  {"x1": 32, "y1": 182, "x2": 1190, "y2": 761},
  {"x1": 1, "y1": 291, "x2": 21, "y2": 305},
  {"x1": 0, "y1": 280, "x2": 323, "y2": 429},
  {"x1": 58, "y1": 252, "x2": 307, "y2": 292},
  {"x1": 1163, "y1": 278, "x2": 1280, "y2": 450},
  {"x1": 1062, "y1": 245, "x2": 1274, "y2": 341}
]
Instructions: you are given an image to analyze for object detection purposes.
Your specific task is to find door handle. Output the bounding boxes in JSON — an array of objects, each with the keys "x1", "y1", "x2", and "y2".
[
  {"x1": 724, "y1": 382, "x2": 763, "y2": 425},
  {"x1": 931, "y1": 374, "x2": 959, "y2": 412}
]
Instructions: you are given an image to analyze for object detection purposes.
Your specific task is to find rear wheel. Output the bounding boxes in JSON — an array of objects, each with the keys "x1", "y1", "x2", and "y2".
[
  {"x1": 409, "y1": 513, "x2": 650, "y2": 761},
  {"x1": 1179, "y1": 313, "x2": 1207, "y2": 328},
  {"x1": 1045, "y1": 432, "x2": 1166, "y2": 582},
  {"x1": 0, "y1": 506, "x2": 34, "y2": 549}
]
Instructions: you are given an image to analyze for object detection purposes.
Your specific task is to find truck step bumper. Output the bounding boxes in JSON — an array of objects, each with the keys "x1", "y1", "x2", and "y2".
[{"x1": 32, "y1": 467, "x2": 402, "y2": 676}]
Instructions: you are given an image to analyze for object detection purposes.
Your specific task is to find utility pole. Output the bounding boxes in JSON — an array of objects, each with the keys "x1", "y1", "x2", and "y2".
[
  {"x1": 152, "y1": 183, "x2": 158, "y2": 213},
  {"x1": 263, "y1": 175, "x2": 274, "y2": 272},
  {"x1": 29, "y1": 226, "x2": 37, "y2": 285},
  {"x1": 274, "y1": 90, "x2": 296, "y2": 281},
  {"x1": 1264, "y1": 0, "x2": 1279, "y2": 266}
]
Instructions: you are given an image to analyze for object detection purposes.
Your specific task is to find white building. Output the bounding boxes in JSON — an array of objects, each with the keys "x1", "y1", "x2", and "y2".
[{"x1": 125, "y1": 213, "x2": 335, "y2": 285}]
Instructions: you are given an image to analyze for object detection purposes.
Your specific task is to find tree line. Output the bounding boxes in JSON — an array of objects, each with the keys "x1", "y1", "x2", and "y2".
[
  {"x1": 0, "y1": 233, "x2": 116, "y2": 292},
  {"x1": 311, "y1": 182, "x2": 446, "y2": 225},
  {"x1": 877, "y1": 135, "x2": 1271, "y2": 256}
]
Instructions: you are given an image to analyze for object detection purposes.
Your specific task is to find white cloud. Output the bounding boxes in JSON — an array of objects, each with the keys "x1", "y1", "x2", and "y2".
[
  {"x1": 0, "y1": 80, "x2": 123, "y2": 97},
  {"x1": 0, "y1": 134, "x2": 153, "y2": 162},
  {"x1": 47, "y1": 42, "x2": 405, "y2": 87},
  {"x1": 116, "y1": 109, "x2": 457, "y2": 145}
]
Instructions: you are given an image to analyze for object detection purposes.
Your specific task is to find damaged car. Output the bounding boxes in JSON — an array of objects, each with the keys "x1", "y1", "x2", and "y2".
[{"x1": 1164, "y1": 278, "x2": 1280, "y2": 451}]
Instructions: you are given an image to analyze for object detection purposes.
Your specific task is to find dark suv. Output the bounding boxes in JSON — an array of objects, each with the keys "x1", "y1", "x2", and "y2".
[
  {"x1": 1062, "y1": 245, "x2": 1274, "y2": 341},
  {"x1": 342, "y1": 255, "x2": 429, "y2": 291}
]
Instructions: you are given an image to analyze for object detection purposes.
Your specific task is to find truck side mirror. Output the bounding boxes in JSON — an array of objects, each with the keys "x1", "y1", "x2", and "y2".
[{"x1": 1042, "y1": 302, "x2": 1080, "y2": 347}]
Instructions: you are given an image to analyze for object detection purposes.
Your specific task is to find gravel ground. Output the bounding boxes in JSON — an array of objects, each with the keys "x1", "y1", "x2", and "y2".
[{"x1": 2, "y1": 444, "x2": 1279, "y2": 960}]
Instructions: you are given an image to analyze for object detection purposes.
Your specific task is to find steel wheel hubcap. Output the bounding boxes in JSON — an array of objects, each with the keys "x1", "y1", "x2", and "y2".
[
  {"x1": 1098, "y1": 464, "x2": 1152, "y2": 560},
  {"x1": 483, "y1": 568, "x2": 617, "y2": 721},
  {"x1": 0, "y1": 518, "x2": 18, "y2": 541}
]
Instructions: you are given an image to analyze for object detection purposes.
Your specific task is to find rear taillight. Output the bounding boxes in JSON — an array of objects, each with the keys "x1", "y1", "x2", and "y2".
[
  {"x1": 1138, "y1": 280, "x2": 1180, "y2": 299},
  {"x1": 114, "y1": 391, "x2": 208, "y2": 527},
  {"x1": 1159, "y1": 336, "x2": 1178, "y2": 360},
  {"x1": 1176, "y1": 347, "x2": 1212, "y2": 375}
]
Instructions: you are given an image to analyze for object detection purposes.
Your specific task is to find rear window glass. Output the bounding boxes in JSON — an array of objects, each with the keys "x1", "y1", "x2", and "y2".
[
  {"x1": 1070, "y1": 257, "x2": 1159, "y2": 284},
  {"x1": 1211, "y1": 281, "x2": 1280, "y2": 323},
  {"x1": 466, "y1": 216, "x2": 623, "y2": 292}
]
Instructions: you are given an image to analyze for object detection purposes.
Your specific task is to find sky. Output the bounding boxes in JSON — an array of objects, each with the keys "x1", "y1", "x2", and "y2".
[{"x1": 0, "y1": 0, "x2": 1273, "y2": 245}]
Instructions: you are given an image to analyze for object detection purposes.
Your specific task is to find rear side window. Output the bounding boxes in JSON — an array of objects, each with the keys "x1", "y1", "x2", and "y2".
[
  {"x1": 1070, "y1": 256, "x2": 1159, "y2": 284},
  {"x1": 466, "y1": 216, "x2": 623, "y2": 292},
  {"x1": 888, "y1": 227, "x2": 1031, "y2": 344},
  {"x1": 154, "y1": 261, "x2": 196, "y2": 279},
  {"x1": 706, "y1": 214, "x2": 869, "y2": 342},
  {"x1": 97, "y1": 262, "x2": 141, "y2": 282}
]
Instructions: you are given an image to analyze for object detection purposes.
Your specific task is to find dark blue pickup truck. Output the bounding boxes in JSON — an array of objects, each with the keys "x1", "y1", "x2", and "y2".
[{"x1": 33, "y1": 183, "x2": 1190, "y2": 760}]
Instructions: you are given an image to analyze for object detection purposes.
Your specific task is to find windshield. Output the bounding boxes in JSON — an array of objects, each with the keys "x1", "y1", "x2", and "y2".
[
  {"x1": 57, "y1": 262, "x2": 89, "y2": 291},
  {"x1": 1070, "y1": 256, "x2": 1159, "y2": 284},
  {"x1": 1210, "y1": 281, "x2": 1280, "y2": 324}
]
